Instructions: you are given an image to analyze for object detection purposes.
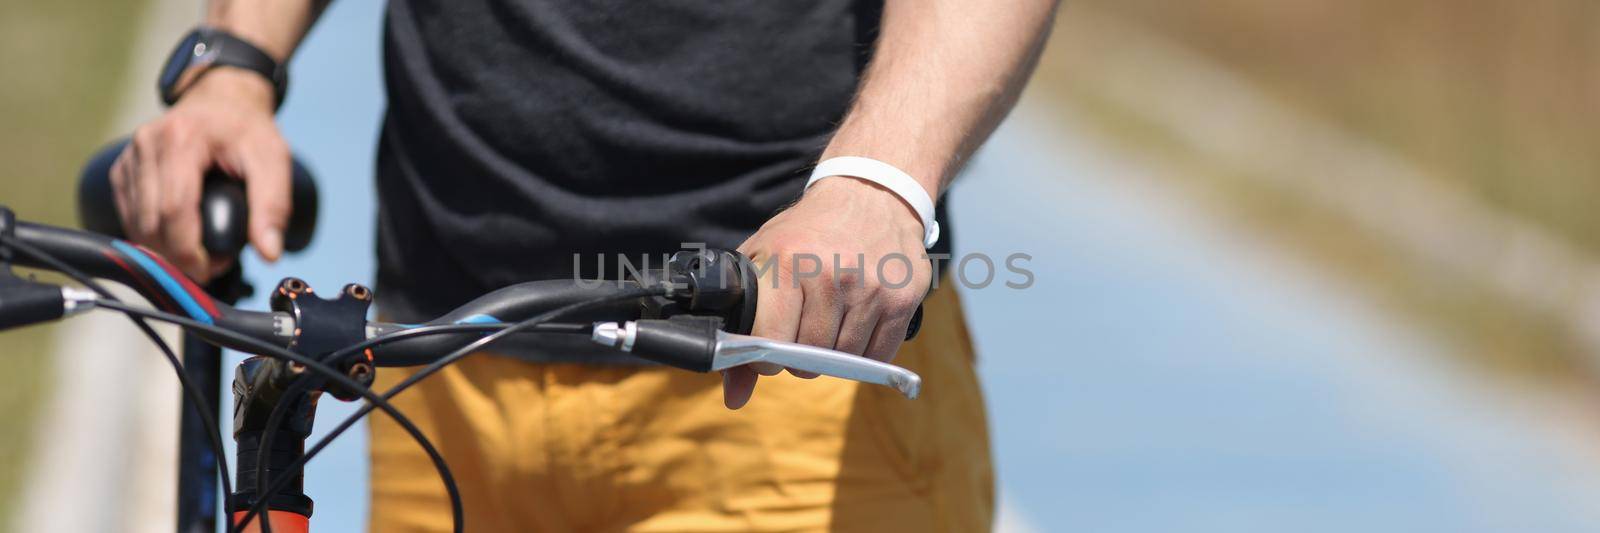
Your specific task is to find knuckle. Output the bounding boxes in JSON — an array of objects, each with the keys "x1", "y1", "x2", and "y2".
[
  {"x1": 132, "y1": 124, "x2": 158, "y2": 148},
  {"x1": 806, "y1": 267, "x2": 844, "y2": 292},
  {"x1": 109, "y1": 159, "x2": 128, "y2": 188},
  {"x1": 266, "y1": 135, "x2": 291, "y2": 158},
  {"x1": 159, "y1": 118, "x2": 190, "y2": 144},
  {"x1": 770, "y1": 237, "x2": 813, "y2": 259},
  {"x1": 768, "y1": 244, "x2": 796, "y2": 263},
  {"x1": 882, "y1": 291, "x2": 920, "y2": 316},
  {"x1": 834, "y1": 268, "x2": 861, "y2": 289},
  {"x1": 862, "y1": 281, "x2": 888, "y2": 300},
  {"x1": 248, "y1": 125, "x2": 288, "y2": 151},
  {"x1": 813, "y1": 265, "x2": 838, "y2": 286}
]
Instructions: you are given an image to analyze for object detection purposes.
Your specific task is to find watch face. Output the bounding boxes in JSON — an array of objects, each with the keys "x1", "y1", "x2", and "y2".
[{"x1": 159, "y1": 31, "x2": 203, "y2": 100}]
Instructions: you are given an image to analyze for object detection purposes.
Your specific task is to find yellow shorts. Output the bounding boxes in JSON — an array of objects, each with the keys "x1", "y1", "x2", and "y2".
[{"x1": 369, "y1": 285, "x2": 993, "y2": 532}]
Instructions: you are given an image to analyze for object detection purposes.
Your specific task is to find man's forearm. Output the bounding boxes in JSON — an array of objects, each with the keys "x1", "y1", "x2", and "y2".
[
  {"x1": 821, "y1": 0, "x2": 1059, "y2": 199},
  {"x1": 205, "y1": 0, "x2": 331, "y2": 61}
]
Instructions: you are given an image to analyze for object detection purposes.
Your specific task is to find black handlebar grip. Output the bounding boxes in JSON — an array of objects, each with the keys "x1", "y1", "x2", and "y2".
[
  {"x1": 198, "y1": 173, "x2": 248, "y2": 254},
  {"x1": 77, "y1": 137, "x2": 320, "y2": 257},
  {"x1": 630, "y1": 316, "x2": 723, "y2": 373}
]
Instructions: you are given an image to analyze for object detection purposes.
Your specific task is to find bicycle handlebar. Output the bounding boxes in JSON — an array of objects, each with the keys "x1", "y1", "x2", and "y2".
[{"x1": 1, "y1": 214, "x2": 922, "y2": 398}]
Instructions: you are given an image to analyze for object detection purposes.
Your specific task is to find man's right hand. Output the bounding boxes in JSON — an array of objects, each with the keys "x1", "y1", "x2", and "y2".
[{"x1": 111, "y1": 68, "x2": 291, "y2": 281}]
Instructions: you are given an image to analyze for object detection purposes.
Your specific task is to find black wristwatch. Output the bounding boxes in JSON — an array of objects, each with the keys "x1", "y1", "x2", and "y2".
[{"x1": 158, "y1": 27, "x2": 288, "y2": 110}]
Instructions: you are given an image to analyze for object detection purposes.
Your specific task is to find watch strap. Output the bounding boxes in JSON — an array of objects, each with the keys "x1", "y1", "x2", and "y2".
[{"x1": 163, "y1": 28, "x2": 288, "y2": 110}]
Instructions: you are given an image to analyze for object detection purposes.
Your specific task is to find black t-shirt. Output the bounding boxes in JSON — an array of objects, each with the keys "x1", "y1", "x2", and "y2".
[{"x1": 374, "y1": 0, "x2": 951, "y2": 331}]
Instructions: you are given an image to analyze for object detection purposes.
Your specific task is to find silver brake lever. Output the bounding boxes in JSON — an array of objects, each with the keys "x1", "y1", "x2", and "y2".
[
  {"x1": 712, "y1": 332, "x2": 922, "y2": 399},
  {"x1": 592, "y1": 321, "x2": 921, "y2": 399}
]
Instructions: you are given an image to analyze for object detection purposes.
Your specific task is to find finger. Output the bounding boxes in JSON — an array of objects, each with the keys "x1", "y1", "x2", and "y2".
[
  {"x1": 157, "y1": 139, "x2": 211, "y2": 279},
  {"x1": 863, "y1": 313, "x2": 912, "y2": 363},
  {"x1": 795, "y1": 277, "x2": 845, "y2": 348},
  {"x1": 747, "y1": 253, "x2": 803, "y2": 376},
  {"x1": 110, "y1": 150, "x2": 136, "y2": 235},
  {"x1": 234, "y1": 134, "x2": 291, "y2": 262},
  {"x1": 130, "y1": 131, "x2": 164, "y2": 242},
  {"x1": 833, "y1": 304, "x2": 879, "y2": 357},
  {"x1": 722, "y1": 366, "x2": 759, "y2": 410},
  {"x1": 747, "y1": 252, "x2": 804, "y2": 342},
  {"x1": 789, "y1": 279, "x2": 847, "y2": 379}
]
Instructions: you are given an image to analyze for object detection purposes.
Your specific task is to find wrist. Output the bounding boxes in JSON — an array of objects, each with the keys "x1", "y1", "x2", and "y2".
[
  {"x1": 803, "y1": 177, "x2": 927, "y2": 244},
  {"x1": 179, "y1": 68, "x2": 276, "y2": 114},
  {"x1": 806, "y1": 156, "x2": 941, "y2": 248}
]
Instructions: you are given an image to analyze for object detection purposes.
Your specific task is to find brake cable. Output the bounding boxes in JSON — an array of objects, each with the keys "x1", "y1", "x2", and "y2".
[
  {"x1": 239, "y1": 286, "x2": 663, "y2": 529},
  {"x1": 243, "y1": 323, "x2": 588, "y2": 531},
  {"x1": 0, "y1": 235, "x2": 243, "y2": 533},
  {"x1": 88, "y1": 299, "x2": 463, "y2": 533}
]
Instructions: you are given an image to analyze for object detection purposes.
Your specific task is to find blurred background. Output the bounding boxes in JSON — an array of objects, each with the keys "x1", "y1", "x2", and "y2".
[{"x1": 2, "y1": 0, "x2": 1598, "y2": 531}]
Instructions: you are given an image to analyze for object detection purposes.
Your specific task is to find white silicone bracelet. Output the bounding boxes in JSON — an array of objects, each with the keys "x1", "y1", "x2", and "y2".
[{"x1": 805, "y1": 156, "x2": 941, "y2": 248}]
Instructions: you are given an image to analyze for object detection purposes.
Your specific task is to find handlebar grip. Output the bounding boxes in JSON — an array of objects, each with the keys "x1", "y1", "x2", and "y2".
[
  {"x1": 77, "y1": 137, "x2": 320, "y2": 257},
  {"x1": 666, "y1": 248, "x2": 923, "y2": 341},
  {"x1": 198, "y1": 174, "x2": 248, "y2": 254}
]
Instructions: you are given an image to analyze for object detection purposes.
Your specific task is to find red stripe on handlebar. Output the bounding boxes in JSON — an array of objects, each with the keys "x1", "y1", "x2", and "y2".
[
  {"x1": 102, "y1": 249, "x2": 182, "y2": 313},
  {"x1": 128, "y1": 241, "x2": 221, "y2": 318}
]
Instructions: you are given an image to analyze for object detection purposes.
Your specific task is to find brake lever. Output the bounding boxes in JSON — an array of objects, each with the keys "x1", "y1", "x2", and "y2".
[
  {"x1": 712, "y1": 332, "x2": 921, "y2": 399},
  {"x1": 592, "y1": 318, "x2": 921, "y2": 399}
]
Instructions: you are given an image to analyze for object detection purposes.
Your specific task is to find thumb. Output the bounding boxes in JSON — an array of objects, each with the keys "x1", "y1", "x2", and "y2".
[{"x1": 238, "y1": 137, "x2": 292, "y2": 262}]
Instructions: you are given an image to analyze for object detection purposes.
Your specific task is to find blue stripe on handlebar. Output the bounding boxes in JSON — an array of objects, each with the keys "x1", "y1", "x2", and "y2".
[
  {"x1": 110, "y1": 240, "x2": 214, "y2": 324},
  {"x1": 389, "y1": 314, "x2": 500, "y2": 330},
  {"x1": 455, "y1": 314, "x2": 501, "y2": 325}
]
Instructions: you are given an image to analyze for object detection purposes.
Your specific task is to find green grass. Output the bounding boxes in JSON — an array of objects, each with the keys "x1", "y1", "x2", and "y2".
[{"x1": 0, "y1": 0, "x2": 147, "y2": 525}]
